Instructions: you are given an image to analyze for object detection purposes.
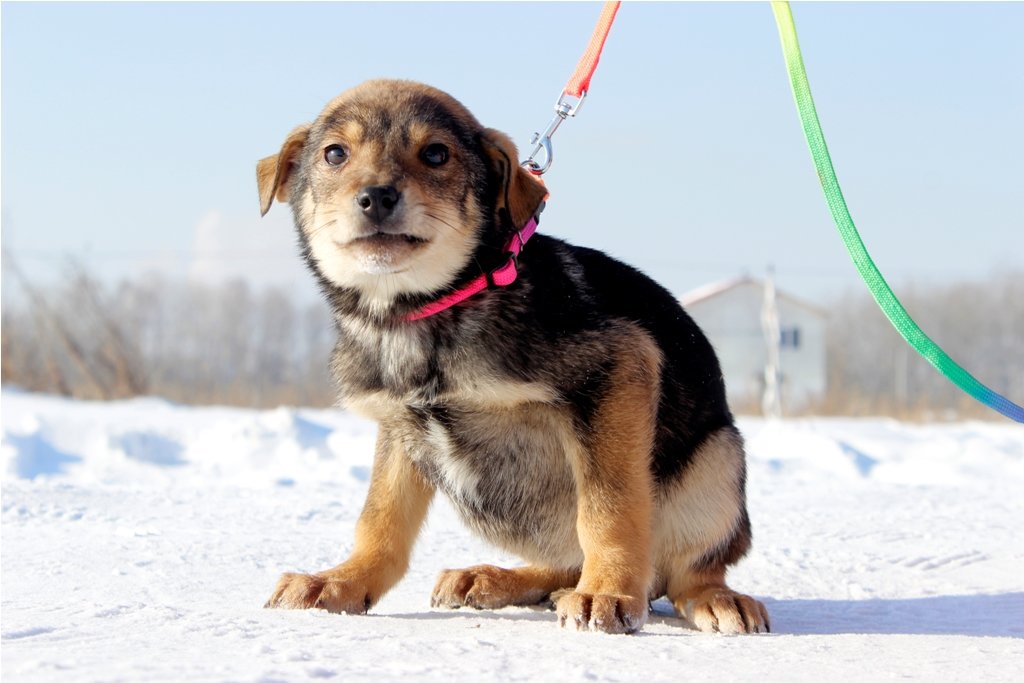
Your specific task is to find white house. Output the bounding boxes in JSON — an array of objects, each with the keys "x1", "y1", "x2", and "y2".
[{"x1": 680, "y1": 277, "x2": 827, "y2": 413}]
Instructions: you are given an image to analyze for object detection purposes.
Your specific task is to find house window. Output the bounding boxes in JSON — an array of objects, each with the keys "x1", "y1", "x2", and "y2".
[{"x1": 780, "y1": 327, "x2": 801, "y2": 349}]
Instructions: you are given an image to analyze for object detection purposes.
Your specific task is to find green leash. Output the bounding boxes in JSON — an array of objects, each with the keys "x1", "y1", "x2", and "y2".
[{"x1": 771, "y1": 1, "x2": 1023, "y2": 423}]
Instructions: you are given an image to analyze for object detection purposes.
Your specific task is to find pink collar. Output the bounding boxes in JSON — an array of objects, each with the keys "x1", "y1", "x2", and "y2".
[{"x1": 405, "y1": 216, "x2": 539, "y2": 321}]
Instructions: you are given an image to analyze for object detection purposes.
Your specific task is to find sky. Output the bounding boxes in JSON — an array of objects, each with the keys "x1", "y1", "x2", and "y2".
[{"x1": 2, "y1": 1, "x2": 1022, "y2": 305}]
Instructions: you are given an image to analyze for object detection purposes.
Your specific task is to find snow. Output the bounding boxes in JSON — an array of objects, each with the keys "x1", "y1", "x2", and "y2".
[{"x1": 2, "y1": 388, "x2": 1023, "y2": 682}]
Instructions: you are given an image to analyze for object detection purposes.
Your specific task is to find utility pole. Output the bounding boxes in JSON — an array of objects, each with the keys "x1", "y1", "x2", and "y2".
[
  {"x1": 894, "y1": 343, "x2": 909, "y2": 412},
  {"x1": 760, "y1": 267, "x2": 782, "y2": 419}
]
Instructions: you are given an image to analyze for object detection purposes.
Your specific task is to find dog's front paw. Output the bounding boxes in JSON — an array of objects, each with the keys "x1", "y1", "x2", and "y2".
[
  {"x1": 688, "y1": 588, "x2": 770, "y2": 634},
  {"x1": 555, "y1": 591, "x2": 647, "y2": 634},
  {"x1": 264, "y1": 571, "x2": 374, "y2": 614}
]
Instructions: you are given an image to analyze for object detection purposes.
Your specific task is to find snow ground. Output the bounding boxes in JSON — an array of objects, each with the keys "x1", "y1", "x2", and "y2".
[{"x1": 2, "y1": 388, "x2": 1023, "y2": 682}]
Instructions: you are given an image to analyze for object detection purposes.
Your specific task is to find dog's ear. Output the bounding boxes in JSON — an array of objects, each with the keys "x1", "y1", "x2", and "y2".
[
  {"x1": 257, "y1": 124, "x2": 310, "y2": 216},
  {"x1": 479, "y1": 128, "x2": 548, "y2": 230}
]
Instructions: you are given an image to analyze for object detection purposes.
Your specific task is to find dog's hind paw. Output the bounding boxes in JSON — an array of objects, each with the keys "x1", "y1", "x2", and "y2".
[
  {"x1": 431, "y1": 565, "x2": 534, "y2": 610},
  {"x1": 555, "y1": 591, "x2": 647, "y2": 634},
  {"x1": 685, "y1": 588, "x2": 770, "y2": 634},
  {"x1": 432, "y1": 564, "x2": 576, "y2": 610},
  {"x1": 265, "y1": 571, "x2": 374, "y2": 614}
]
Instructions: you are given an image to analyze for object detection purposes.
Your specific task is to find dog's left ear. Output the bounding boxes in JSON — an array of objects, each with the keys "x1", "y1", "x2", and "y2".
[
  {"x1": 480, "y1": 128, "x2": 548, "y2": 230},
  {"x1": 257, "y1": 124, "x2": 310, "y2": 216}
]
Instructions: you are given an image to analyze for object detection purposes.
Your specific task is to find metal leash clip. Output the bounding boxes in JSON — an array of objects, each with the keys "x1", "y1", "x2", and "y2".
[{"x1": 521, "y1": 90, "x2": 588, "y2": 176}]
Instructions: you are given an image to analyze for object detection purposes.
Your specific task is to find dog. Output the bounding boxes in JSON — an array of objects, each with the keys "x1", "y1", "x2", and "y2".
[{"x1": 256, "y1": 79, "x2": 769, "y2": 634}]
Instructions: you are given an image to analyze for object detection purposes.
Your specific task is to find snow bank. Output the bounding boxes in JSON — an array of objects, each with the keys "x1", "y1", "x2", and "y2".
[{"x1": 3, "y1": 390, "x2": 1023, "y2": 681}]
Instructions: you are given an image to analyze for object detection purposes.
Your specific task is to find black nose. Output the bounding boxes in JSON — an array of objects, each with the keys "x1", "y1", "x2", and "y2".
[{"x1": 355, "y1": 185, "x2": 401, "y2": 224}]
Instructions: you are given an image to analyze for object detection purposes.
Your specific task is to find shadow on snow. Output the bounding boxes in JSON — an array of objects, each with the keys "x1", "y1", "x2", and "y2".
[{"x1": 383, "y1": 593, "x2": 1023, "y2": 639}]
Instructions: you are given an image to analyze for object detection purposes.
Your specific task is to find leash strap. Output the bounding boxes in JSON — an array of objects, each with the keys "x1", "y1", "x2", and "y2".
[
  {"x1": 523, "y1": 1, "x2": 622, "y2": 175},
  {"x1": 771, "y1": 1, "x2": 1024, "y2": 423},
  {"x1": 409, "y1": 3, "x2": 618, "y2": 319},
  {"x1": 405, "y1": 217, "x2": 539, "y2": 321},
  {"x1": 564, "y1": 1, "x2": 621, "y2": 98},
  {"x1": 408, "y1": 5, "x2": 621, "y2": 319}
]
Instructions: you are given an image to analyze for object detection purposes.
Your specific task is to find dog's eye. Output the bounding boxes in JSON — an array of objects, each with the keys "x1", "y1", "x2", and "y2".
[
  {"x1": 324, "y1": 145, "x2": 348, "y2": 166},
  {"x1": 421, "y1": 143, "x2": 449, "y2": 168}
]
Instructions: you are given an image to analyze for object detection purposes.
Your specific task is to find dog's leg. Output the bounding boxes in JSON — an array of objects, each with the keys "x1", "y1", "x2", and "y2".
[
  {"x1": 658, "y1": 429, "x2": 769, "y2": 634},
  {"x1": 666, "y1": 564, "x2": 770, "y2": 634},
  {"x1": 431, "y1": 565, "x2": 580, "y2": 610},
  {"x1": 555, "y1": 338, "x2": 660, "y2": 634},
  {"x1": 265, "y1": 428, "x2": 433, "y2": 613}
]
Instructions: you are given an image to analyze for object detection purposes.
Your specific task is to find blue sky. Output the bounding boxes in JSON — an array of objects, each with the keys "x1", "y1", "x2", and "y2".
[{"x1": 2, "y1": 1, "x2": 1021, "y2": 304}]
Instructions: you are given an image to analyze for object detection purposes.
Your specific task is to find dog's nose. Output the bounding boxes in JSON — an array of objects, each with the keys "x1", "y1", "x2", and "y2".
[{"x1": 356, "y1": 185, "x2": 401, "y2": 223}]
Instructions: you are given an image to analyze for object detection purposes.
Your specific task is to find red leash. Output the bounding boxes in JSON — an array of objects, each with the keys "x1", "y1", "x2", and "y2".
[
  {"x1": 565, "y1": 1, "x2": 621, "y2": 99},
  {"x1": 522, "y1": 1, "x2": 621, "y2": 176},
  {"x1": 406, "y1": 3, "x2": 621, "y2": 321}
]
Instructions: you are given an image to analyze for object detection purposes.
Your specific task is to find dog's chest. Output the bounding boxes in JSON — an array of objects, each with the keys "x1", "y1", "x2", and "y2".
[
  {"x1": 334, "y1": 321, "x2": 434, "y2": 395},
  {"x1": 406, "y1": 403, "x2": 582, "y2": 566},
  {"x1": 335, "y1": 317, "x2": 555, "y2": 407},
  {"x1": 335, "y1": 319, "x2": 584, "y2": 566}
]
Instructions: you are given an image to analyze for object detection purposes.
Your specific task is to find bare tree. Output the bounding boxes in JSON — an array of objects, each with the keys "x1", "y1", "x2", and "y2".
[
  {"x1": 824, "y1": 270, "x2": 1024, "y2": 419},
  {"x1": 4, "y1": 258, "x2": 1017, "y2": 417}
]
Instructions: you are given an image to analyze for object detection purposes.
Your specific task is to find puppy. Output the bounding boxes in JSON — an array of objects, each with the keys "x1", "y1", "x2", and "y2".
[{"x1": 256, "y1": 79, "x2": 769, "y2": 634}]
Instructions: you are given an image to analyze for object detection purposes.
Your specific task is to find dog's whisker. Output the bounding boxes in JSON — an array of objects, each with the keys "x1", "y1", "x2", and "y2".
[
  {"x1": 309, "y1": 218, "x2": 338, "y2": 234},
  {"x1": 423, "y1": 212, "x2": 466, "y2": 236},
  {"x1": 423, "y1": 208, "x2": 467, "y2": 225},
  {"x1": 471, "y1": 256, "x2": 490, "y2": 279}
]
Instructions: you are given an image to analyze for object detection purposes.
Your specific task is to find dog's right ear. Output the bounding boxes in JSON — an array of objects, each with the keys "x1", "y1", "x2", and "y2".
[{"x1": 257, "y1": 124, "x2": 310, "y2": 216}]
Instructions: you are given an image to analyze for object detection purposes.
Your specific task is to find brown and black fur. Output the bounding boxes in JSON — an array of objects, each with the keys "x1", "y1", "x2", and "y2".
[{"x1": 257, "y1": 79, "x2": 769, "y2": 634}]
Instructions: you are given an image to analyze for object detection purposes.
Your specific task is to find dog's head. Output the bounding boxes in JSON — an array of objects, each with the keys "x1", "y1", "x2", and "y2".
[{"x1": 257, "y1": 80, "x2": 547, "y2": 313}]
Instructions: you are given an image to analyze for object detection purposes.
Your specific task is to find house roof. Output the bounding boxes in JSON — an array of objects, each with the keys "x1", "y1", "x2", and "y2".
[{"x1": 680, "y1": 276, "x2": 828, "y2": 317}]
